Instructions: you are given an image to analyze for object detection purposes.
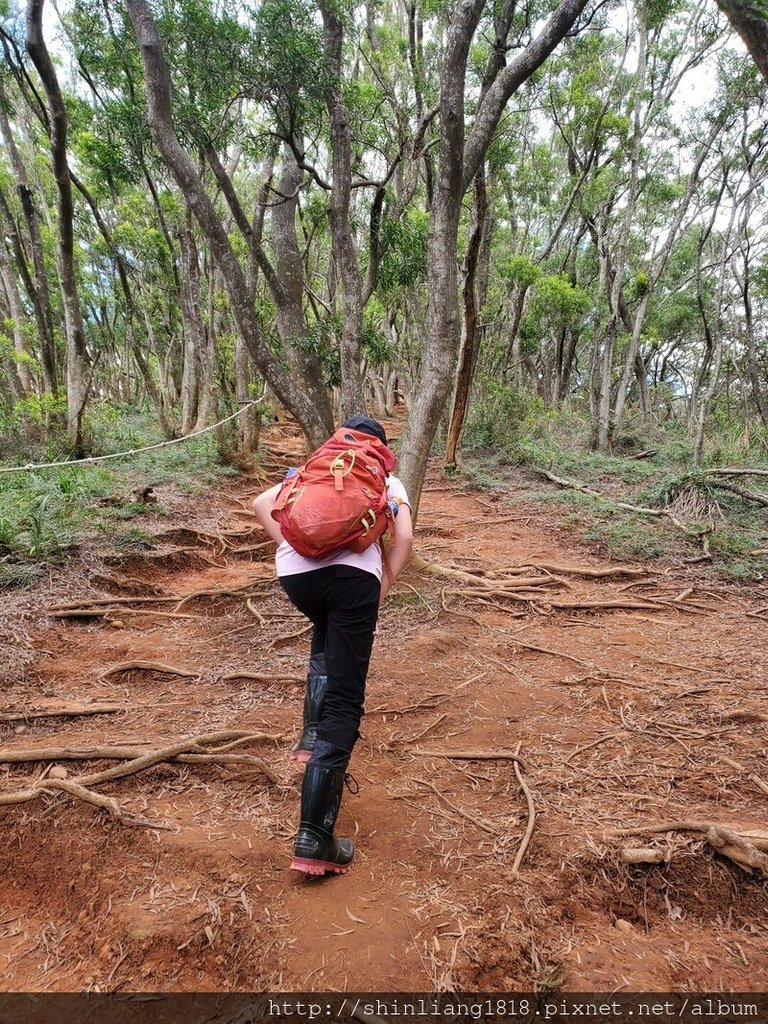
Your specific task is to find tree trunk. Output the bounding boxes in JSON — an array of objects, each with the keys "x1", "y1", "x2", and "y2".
[
  {"x1": 26, "y1": 0, "x2": 89, "y2": 449},
  {"x1": 399, "y1": 0, "x2": 589, "y2": 513},
  {"x1": 0, "y1": 94, "x2": 58, "y2": 395},
  {"x1": 445, "y1": 170, "x2": 488, "y2": 467},
  {"x1": 321, "y1": 5, "x2": 366, "y2": 420},
  {"x1": 124, "y1": 0, "x2": 333, "y2": 448},
  {"x1": 179, "y1": 213, "x2": 202, "y2": 434},
  {"x1": 0, "y1": 234, "x2": 34, "y2": 396}
]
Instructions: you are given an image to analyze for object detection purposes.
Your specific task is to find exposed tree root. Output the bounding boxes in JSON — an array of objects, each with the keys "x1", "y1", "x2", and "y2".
[
  {"x1": 511, "y1": 741, "x2": 535, "y2": 876},
  {"x1": 0, "y1": 739, "x2": 281, "y2": 783},
  {"x1": 547, "y1": 599, "x2": 667, "y2": 612},
  {"x1": 0, "y1": 730, "x2": 281, "y2": 821},
  {"x1": 521, "y1": 563, "x2": 648, "y2": 579},
  {"x1": 564, "y1": 732, "x2": 622, "y2": 764},
  {"x1": 220, "y1": 671, "x2": 304, "y2": 683},
  {"x1": 410, "y1": 748, "x2": 526, "y2": 768},
  {"x1": 371, "y1": 694, "x2": 451, "y2": 715},
  {"x1": 0, "y1": 704, "x2": 126, "y2": 723},
  {"x1": 619, "y1": 847, "x2": 665, "y2": 864},
  {"x1": 720, "y1": 756, "x2": 768, "y2": 797},
  {"x1": 50, "y1": 607, "x2": 201, "y2": 621},
  {"x1": 605, "y1": 821, "x2": 768, "y2": 851},
  {"x1": 98, "y1": 662, "x2": 199, "y2": 681}
]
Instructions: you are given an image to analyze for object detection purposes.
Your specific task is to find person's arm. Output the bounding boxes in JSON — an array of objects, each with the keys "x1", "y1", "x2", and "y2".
[
  {"x1": 252, "y1": 482, "x2": 284, "y2": 546},
  {"x1": 379, "y1": 504, "x2": 413, "y2": 604}
]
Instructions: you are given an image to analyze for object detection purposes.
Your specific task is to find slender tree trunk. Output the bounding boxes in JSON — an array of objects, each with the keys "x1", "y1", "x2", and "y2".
[
  {"x1": 0, "y1": 96, "x2": 58, "y2": 395},
  {"x1": 399, "y1": 0, "x2": 589, "y2": 512},
  {"x1": 0, "y1": 235, "x2": 34, "y2": 395},
  {"x1": 445, "y1": 170, "x2": 488, "y2": 467},
  {"x1": 179, "y1": 213, "x2": 202, "y2": 434},
  {"x1": 321, "y1": 5, "x2": 365, "y2": 420},
  {"x1": 124, "y1": 0, "x2": 333, "y2": 448},
  {"x1": 26, "y1": 0, "x2": 89, "y2": 452}
]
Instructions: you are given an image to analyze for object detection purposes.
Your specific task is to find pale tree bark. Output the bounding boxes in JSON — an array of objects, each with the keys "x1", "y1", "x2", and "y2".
[
  {"x1": 0, "y1": 230, "x2": 34, "y2": 396},
  {"x1": 0, "y1": 94, "x2": 58, "y2": 395},
  {"x1": 398, "y1": 0, "x2": 591, "y2": 514},
  {"x1": 693, "y1": 199, "x2": 738, "y2": 465},
  {"x1": 26, "y1": 0, "x2": 89, "y2": 449},
  {"x1": 178, "y1": 212, "x2": 202, "y2": 435},
  {"x1": 444, "y1": 169, "x2": 488, "y2": 467},
  {"x1": 270, "y1": 143, "x2": 333, "y2": 410},
  {"x1": 321, "y1": 4, "x2": 366, "y2": 420},
  {"x1": 124, "y1": 0, "x2": 333, "y2": 448}
]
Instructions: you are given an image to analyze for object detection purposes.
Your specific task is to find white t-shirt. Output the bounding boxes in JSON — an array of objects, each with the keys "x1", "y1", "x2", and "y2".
[{"x1": 275, "y1": 475, "x2": 410, "y2": 582}]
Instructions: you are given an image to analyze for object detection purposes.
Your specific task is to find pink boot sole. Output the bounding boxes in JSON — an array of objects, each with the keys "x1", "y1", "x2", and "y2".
[{"x1": 290, "y1": 856, "x2": 354, "y2": 875}]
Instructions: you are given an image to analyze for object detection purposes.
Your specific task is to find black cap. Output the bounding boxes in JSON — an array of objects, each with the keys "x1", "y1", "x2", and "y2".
[{"x1": 341, "y1": 416, "x2": 388, "y2": 446}]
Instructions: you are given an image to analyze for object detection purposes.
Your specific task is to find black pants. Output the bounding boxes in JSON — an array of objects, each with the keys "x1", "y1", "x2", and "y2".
[{"x1": 280, "y1": 565, "x2": 380, "y2": 769}]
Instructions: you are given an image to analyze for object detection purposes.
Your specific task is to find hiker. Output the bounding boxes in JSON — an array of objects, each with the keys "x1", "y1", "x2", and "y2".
[{"x1": 252, "y1": 416, "x2": 413, "y2": 875}]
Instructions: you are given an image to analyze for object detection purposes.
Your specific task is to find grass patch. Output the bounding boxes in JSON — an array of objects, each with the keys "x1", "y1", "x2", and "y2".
[
  {"x1": 460, "y1": 406, "x2": 768, "y2": 580},
  {"x1": 0, "y1": 405, "x2": 234, "y2": 589}
]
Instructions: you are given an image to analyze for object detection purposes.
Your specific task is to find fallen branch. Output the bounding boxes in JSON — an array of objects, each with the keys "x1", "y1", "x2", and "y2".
[
  {"x1": 707, "y1": 479, "x2": 768, "y2": 508},
  {"x1": 619, "y1": 847, "x2": 664, "y2": 864},
  {"x1": 706, "y1": 825, "x2": 768, "y2": 876},
  {"x1": 538, "y1": 470, "x2": 713, "y2": 551},
  {"x1": 704, "y1": 467, "x2": 768, "y2": 478}
]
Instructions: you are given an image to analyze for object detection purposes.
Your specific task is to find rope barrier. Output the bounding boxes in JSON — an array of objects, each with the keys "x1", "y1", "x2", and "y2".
[{"x1": 0, "y1": 394, "x2": 265, "y2": 476}]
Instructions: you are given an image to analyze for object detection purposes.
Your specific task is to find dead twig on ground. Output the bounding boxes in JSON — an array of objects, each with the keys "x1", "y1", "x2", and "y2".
[
  {"x1": 414, "y1": 778, "x2": 498, "y2": 835},
  {"x1": 371, "y1": 694, "x2": 450, "y2": 715},
  {"x1": 539, "y1": 470, "x2": 714, "y2": 558},
  {"x1": 504, "y1": 636, "x2": 589, "y2": 666},
  {"x1": 563, "y1": 732, "x2": 623, "y2": 765}
]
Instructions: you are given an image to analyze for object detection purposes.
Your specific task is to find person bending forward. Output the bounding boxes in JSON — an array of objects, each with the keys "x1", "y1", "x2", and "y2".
[{"x1": 253, "y1": 417, "x2": 413, "y2": 875}]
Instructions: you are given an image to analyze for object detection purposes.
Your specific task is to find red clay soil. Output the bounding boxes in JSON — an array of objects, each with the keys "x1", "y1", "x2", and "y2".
[{"x1": 1, "y1": 431, "x2": 767, "y2": 995}]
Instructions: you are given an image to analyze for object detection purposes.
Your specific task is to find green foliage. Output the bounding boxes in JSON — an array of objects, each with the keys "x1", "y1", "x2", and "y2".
[{"x1": 375, "y1": 212, "x2": 428, "y2": 294}]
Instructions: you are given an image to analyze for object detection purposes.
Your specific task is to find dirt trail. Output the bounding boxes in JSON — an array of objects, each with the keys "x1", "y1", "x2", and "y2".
[{"x1": 1, "y1": 437, "x2": 767, "y2": 993}]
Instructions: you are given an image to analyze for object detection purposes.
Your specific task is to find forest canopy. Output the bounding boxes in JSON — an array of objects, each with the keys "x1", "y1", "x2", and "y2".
[{"x1": 0, "y1": 0, "x2": 767, "y2": 513}]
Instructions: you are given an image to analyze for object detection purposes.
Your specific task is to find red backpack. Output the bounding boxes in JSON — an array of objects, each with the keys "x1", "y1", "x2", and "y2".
[{"x1": 271, "y1": 427, "x2": 397, "y2": 558}]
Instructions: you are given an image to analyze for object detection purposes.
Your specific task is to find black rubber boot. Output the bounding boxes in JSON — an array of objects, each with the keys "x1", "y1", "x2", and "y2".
[
  {"x1": 290, "y1": 652, "x2": 327, "y2": 763},
  {"x1": 290, "y1": 764, "x2": 355, "y2": 876}
]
